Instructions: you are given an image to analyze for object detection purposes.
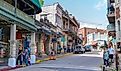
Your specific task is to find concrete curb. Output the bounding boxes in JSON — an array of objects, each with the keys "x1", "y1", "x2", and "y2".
[
  {"x1": 36, "y1": 53, "x2": 73, "y2": 64},
  {"x1": 0, "y1": 53, "x2": 73, "y2": 71}
]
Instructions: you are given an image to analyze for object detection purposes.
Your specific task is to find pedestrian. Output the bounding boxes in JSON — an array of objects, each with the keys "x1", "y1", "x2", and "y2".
[
  {"x1": 16, "y1": 44, "x2": 23, "y2": 65},
  {"x1": 28, "y1": 47, "x2": 31, "y2": 57},
  {"x1": 63, "y1": 46, "x2": 66, "y2": 53},
  {"x1": 67, "y1": 45, "x2": 70, "y2": 53},
  {"x1": 103, "y1": 48, "x2": 109, "y2": 67},
  {"x1": 28, "y1": 57, "x2": 31, "y2": 65},
  {"x1": 57, "y1": 44, "x2": 62, "y2": 54},
  {"x1": 49, "y1": 49, "x2": 56, "y2": 60},
  {"x1": 59, "y1": 45, "x2": 62, "y2": 53},
  {"x1": 108, "y1": 42, "x2": 115, "y2": 63},
  {"x1": 23, "y1": 49, "x2": 29, "y2": 66}
]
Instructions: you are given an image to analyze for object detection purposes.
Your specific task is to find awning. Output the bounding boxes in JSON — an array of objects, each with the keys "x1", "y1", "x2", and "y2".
[
  {"x1": 41, "y1": 26, "x2": 51, "y2": 35},
  {"x1": 42, "y1": 29, "x2": 51, "y2": 35},
  {"x1": 30, "y1": 0, "x2": 44, "y2": 8},
  {"x1": 30, "y1": 0, "x2": 44, "y2": 14},
  {"x1": 19, "y1": 0, "x2": 44, "y2": 15}
]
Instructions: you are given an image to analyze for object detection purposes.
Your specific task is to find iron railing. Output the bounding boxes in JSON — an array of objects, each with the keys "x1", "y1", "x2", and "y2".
[{"x1": 0, "y1": 0, "x2": 34, "y2": 25}]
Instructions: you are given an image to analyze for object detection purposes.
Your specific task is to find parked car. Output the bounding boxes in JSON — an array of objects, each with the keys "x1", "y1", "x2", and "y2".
[
  {"x1": 73, "y1": 45, "x2": 85, "y2": 54},
  {"x1": 84, "y1": 45, "x2": 93, "y2": 52}
]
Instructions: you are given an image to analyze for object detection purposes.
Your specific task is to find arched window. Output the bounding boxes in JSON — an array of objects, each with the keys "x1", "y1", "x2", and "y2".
[{"x1": 118, "y1": 20, "x2": 120, "y2": 31}]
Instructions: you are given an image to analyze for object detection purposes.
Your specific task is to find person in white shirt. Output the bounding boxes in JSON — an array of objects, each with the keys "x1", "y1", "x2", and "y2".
[{"x1": 108, "y1": 42, "x2": 115, "y2": 63}]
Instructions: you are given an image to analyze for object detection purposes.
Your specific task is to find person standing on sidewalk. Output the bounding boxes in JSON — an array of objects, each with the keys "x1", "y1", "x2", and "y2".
[
  {"x1": 108, "y1": 42, "x2": 115, "y2": 63},
  {"x1": 63, "y1": 46, "x2": 67, "y2": 53},
  {"x1": 49, "y1": 49, "x2": 56, "y2": 60},
  {"x1": 16, "y1": 44, "x2": 23, "y2": 65},
  {"x1": 103, "y1": 48, "x2": 109, "y2": 67}
]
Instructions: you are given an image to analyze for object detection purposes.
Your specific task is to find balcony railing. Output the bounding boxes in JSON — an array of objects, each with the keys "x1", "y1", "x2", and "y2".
[
  {"x1": 107, "y1": 5, "x2": 115, "y2": 18},
  {"x1": 107, "y1": 5, "x2": 115, "y2": 15},
  {"x1": 0, "y1": 0, "x2": 34, "y2": 25},
  {"x1": 69, "y1": 28, "x2": 77, "y2": 35},
  {"x1": 110, "y1": 0, "x2": 115, "y2": 3}
]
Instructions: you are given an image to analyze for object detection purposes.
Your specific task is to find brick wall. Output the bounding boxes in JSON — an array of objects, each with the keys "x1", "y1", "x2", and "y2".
[{"x1": 79, "y1": 27, "x2": 107, "y2": 45}]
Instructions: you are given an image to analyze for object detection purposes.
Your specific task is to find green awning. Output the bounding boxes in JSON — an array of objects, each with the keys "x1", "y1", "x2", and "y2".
[{"x1": 30, "y1": 0, "x2": 44, "y2": 8}]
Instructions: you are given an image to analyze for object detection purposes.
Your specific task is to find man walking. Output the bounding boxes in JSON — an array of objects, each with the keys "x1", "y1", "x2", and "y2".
[
  {"x1": 108, "y1": 42, "x2": 115, "y2": 63},
  {"x1": 103, "y1": 48, "x2": 109, "y2": 67}
]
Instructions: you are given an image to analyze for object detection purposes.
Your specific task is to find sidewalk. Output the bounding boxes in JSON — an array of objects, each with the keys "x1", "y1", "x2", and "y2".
[
  {"x1": 0, "y1": 53, "x2": 73, "y2": 71},
  {"x1": 101, "y1": 53, "x2": 121, "y2": 71}
]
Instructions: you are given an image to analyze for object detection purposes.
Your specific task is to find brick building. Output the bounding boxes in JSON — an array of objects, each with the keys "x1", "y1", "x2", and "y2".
[{"x1": 78, "y1": 27, "x2": 107, "y2": 45}]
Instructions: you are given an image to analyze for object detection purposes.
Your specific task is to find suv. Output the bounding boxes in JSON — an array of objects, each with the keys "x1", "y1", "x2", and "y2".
[{"x1": 73, "y1": 45, "x2": 85, "y2": 54}]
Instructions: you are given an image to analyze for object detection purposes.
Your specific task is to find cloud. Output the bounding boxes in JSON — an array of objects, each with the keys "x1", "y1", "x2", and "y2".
[{"x1": 95, "y1": 0, "x2": 107, "y2": 10}]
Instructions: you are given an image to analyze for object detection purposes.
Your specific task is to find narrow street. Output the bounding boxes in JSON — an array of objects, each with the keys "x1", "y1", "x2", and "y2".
[
  {"x1": 11, "y1": 52, "x2": 102, "y2": 71},
  {"x1": 0, "y1": 0, "x2": 121, "y2": 71}
]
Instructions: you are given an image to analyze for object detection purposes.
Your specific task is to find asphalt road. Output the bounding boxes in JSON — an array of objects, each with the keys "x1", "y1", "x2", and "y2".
[{"x1": 11, "y1": 52, "x2": 103, "y2": 71}]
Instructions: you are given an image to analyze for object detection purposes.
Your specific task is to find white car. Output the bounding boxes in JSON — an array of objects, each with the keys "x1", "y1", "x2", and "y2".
[{"x1": 73, "y1": 45, "x2": 85, "y2": 54}]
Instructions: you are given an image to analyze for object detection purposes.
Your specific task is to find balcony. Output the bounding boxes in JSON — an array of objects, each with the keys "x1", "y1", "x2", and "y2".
[
  {"x1": 62, "y1": 27, "x2": 68, "y2": 33},
  {"x1": 107, "y1": 5, "x2": 115, "y2": 23},
  {"x1": 68, "y1": 28, "x2": 77, "y2": 36},
  {"x1": 62, "y1": 22, "x2": 69, "y2": 33},
  {"x1": 0, "y1": 0, "x2": 37, "y2": 31},
  {"x1": 107, "y1": 24, "x2": 115, "y2": 32}
]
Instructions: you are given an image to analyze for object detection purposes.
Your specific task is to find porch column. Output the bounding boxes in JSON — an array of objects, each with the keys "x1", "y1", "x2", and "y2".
[
  {"x1": 8, "y1": 24, "x2": 17, "y2": 67},
  {"x1": 30, "y1": 32, "x2": 36, "y2": 64}
]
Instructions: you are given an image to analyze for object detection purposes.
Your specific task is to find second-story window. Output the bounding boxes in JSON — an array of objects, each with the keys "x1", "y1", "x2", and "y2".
[
  {"x1": 116, "y1": 7, "x2": 120, "y2": 19},
  {"x1": 63, "y1": 20, "x2": 65, "y2": 29},
  {"x1": 56, "y1": 14, "x2": 62, "y2": 27}
]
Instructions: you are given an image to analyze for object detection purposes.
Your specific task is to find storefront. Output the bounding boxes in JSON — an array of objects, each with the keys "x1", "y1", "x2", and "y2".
[
  {"x1": 37, "y1": 25, "x2": 51, "y2": 55},
  {"x1": 0, "y1": 27, "x2": 10, "y2": 65},
  {"x1": 0, "y1": 0, "x2": 44, "y2": 67}
]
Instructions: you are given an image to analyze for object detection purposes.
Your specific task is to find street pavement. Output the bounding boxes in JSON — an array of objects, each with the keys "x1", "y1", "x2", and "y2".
[{"x1": 10, "y1": 51, "x2": 103, "y2": 71}]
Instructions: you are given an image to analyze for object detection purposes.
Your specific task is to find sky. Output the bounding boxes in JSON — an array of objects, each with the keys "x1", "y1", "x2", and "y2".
[{"x1": 44, "y1": 0, "x2": 108, "y2": 29}]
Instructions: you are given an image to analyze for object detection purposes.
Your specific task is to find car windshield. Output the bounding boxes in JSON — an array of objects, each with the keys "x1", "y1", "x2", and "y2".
[{"x1": 86, "y1": 45, "x2": 91, "y2": 48}]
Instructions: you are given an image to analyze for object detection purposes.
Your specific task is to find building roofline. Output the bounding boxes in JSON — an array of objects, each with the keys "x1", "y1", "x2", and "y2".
[{"x1": 79, "y1": 27, "x2": 107, "y2": 31}]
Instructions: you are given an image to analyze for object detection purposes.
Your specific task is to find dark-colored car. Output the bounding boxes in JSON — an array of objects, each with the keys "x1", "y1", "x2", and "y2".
[
  {"x1": 84, "y1": 45, "x2": 92, "y2": 52},
  {"x1": 73, "y1": 45, "x2": 85, "y2": 54}
]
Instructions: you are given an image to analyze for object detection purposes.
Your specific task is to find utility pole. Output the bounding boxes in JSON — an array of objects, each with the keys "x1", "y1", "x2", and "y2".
[{"x1": 114, "y1": 2, "x2": 120, "y2": 71}]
